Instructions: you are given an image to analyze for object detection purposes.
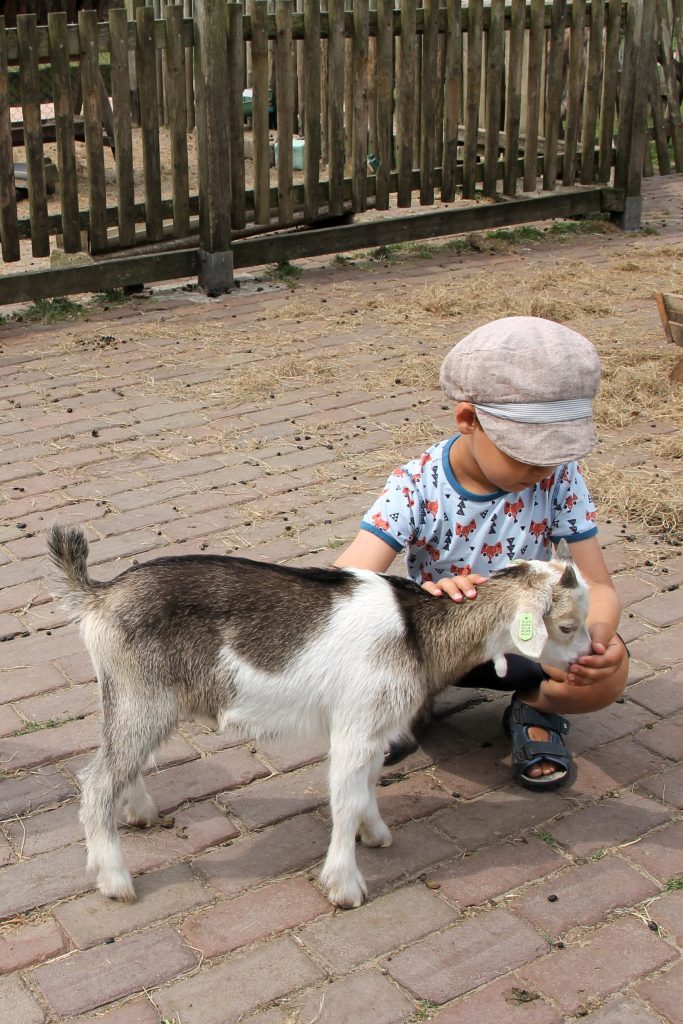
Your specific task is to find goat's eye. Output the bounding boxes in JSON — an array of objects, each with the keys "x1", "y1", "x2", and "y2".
[{"x1": 559, "y1": 625, "x2": 574, "y2": 635}]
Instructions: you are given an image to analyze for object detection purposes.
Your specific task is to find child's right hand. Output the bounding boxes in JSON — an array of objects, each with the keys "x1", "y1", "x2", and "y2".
[{"x1": 421, "y1": 574, "x2": 488, "y2": 602}]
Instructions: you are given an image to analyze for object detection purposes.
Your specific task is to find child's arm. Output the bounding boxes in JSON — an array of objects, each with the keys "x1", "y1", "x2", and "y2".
[{"x1": 561, "y1": 536, "x2": 629, "y2": 687}]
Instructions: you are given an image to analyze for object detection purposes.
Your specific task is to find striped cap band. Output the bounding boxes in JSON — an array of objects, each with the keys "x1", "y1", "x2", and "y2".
[{"x1": 474, "y1": 398, "x2": 593, "y2": 424}]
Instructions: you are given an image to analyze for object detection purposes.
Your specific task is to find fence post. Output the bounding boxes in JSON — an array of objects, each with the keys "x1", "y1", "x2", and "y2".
[
  {"x1": 193, "y1": 0, "x2": 233, "y2": 293},
  {"x1": 614, "y1": 0, "x2": 656, "y2": 230}
]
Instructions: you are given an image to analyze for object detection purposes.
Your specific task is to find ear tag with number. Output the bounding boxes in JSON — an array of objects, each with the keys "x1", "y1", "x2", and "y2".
[{"x1": 518, "y1": 613, "x2": 534, "y2": 643}]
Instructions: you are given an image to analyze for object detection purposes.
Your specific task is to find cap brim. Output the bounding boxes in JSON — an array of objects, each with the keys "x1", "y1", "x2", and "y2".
[{"x1": 476, "y1": 410, "x2": 596, "y2": 466}]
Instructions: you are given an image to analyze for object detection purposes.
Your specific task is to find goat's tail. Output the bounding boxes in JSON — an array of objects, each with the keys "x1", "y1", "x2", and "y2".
[{"x1": 47, "y1": 524, "x2": 101, "y2": 619}]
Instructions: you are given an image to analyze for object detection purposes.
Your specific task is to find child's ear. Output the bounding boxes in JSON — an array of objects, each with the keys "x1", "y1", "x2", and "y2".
[{"x1": 454, "y1": 402, "x2": 477, "y2": 434}]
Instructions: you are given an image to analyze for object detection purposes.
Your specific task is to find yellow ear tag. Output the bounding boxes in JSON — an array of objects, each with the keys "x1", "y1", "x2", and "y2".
[{"x1": 519, "y1": 613, "x2": 534, "y2": 642}]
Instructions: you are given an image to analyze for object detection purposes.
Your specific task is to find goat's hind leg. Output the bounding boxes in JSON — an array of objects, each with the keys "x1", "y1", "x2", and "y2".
[
  {"x1": 120, "y1": 772, "x2": 158, "y2": 828},
  {"x1": 358, "y1": 751, "x2": 392, "y2": 849},
  {"x1": 79, "y1": 747, "x2": 137, "y2": 901}
]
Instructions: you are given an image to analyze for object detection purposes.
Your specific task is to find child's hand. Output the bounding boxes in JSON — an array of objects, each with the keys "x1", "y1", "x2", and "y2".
[
  {"x1": 566, "y1": 622, "x2": 628, "y2": 686},
  {"x1": 421, "y1": 574, "x2": 488, "y2": 602}
]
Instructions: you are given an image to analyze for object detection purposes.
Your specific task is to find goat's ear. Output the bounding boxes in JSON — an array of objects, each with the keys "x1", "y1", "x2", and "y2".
[
  {"x1": 555, "y1": 539, "x2": 573, "y2": 563},
  {"x1": 510, "y1": 607, "x2": 548, "y2": 659},
  {"x1": 559, "y1": 563, "x2": 579, "y2": 589}
]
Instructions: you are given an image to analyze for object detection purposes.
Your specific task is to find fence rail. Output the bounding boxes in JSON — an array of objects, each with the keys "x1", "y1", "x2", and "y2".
[{"x1": 0, "y1": 0, "x2": 674, "y2": 302}]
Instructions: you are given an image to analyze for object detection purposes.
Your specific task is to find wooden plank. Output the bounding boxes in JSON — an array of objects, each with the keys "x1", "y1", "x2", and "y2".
[
  {"x1": 351, "y1": 0, "x2": 370, "y2": 213},
  {"x1": 649, "y1": 36, "x2": 671, "y2": 176},
  {"x1": 303, "y1": 0, "x2": 321, "y2": 220},
  {"x1": 503, "y1": 0, "x2": 525, "y2": 195},
  {"x1": 543, "y1": 0, "x2": 567, "y2": 190},
  {"x1": 165, "y1": 1, "x2": 192, "y2": 235},
  {"x1": 153, "y1": 0, "x2": 165, "y2": 126},
  {"x1": 579, "y1": 0, "x2": 604, "y2": 184},
  {"x1": 17, "y1": 14, "x2": 50, "y2": 258},
  {"x1": 598, "y1": 0, "x2": 621, "y2": 183},
  {"x1": 374, "y1": 0, "x2": 393, "y2": 210},
  {"x1": 483, "y1": 0, "x2": 505, "y2": 197},
  {"x1": 48, "y1": 13, "x2": 81, "y2": 254},
  {"x1": 462, "y1": 0, "x2": 482, "y2": 198},
  {"x1": 0, "y1": 16, "x2": 20, "y2": 262},
  {"x1": 275, "y1": 0, "x2": 294, "y2": 224},
  {"x1": 657, "y1": 0, "x2": 683, "y2": 171},
  {"x1": 79, "y1": 10, "x2": 109, "y2": 254},
  {"x1": 251, "y1": 1, "x2": 271, "y2": 225},
  {"x1": 441, "y1": 0, "x2": 462, "y2": 203},
  {"x1": 184, "y1": 0, "x2": 195, "y2": 133},
  {"x1": 109, "y1": 5, "x2": 136, "y2": 248},
  {"x1": 656, "y1": 292, "x2": 683, "y2": 347},
  {"x1": 135, "y1": 5, "x2": 164, "y2": 244},
  {"x1": 194, "y1": 0, "x2": 232, "y2": 250},
  {"x1": 226, "y1": 2, "x2": 246, "y2": 230},
  {"x1": 623, "y1": 0, "x2": 655, "y2": 199},
  {"x1": 327, "y1": 0, "x2": 345, "y2": 215},
  {"x1": 562, "y1": 0, "x2": 586, "y2": 185},
  {"x1": 523, "y1": 0, "x2": 544, "y2": 192},
  {"x1": 420, "y1": 0, "x2": 439, "y2": 205},
  {"x1": 396, "y1": 0, "x2": 416, "y2": 207}
]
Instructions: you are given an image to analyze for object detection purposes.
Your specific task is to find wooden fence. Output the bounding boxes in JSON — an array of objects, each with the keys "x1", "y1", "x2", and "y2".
[{"x1": 0, "y1": 1, "x2": 667, "y2": 303}]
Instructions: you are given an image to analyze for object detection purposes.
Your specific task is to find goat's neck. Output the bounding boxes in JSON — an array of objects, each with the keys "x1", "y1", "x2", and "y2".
[{"x1": 412, "y1": 577, "x2": 517, "y2": 691}]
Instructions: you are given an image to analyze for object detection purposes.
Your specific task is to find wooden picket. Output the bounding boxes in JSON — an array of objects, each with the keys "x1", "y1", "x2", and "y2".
[{"x1": 0, "y1": 1, "x2": 671, "y2": 303}]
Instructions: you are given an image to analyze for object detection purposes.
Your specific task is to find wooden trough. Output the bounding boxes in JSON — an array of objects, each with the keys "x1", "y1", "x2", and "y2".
[{"x1": 656, "y1": 292, "x2": 683, "y2": 383}]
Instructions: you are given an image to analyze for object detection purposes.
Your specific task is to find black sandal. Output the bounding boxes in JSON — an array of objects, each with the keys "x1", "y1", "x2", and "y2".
[{"x1": 503, "y1": 697, "x2": 573, "y2": 791}]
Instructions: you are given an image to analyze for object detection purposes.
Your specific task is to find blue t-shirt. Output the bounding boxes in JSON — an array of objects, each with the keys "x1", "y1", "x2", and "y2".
[{"x1": 361, "y1": 436, "x2": 597, "y2": 584}]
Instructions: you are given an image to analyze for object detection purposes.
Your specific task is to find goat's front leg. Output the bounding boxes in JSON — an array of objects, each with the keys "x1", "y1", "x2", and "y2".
[
  {"x1": 320, "y1": 744, "x2": 376, "y2": 908},
  {"x1": 358, "y1": 751, "x2": 392, "y2": 848}
]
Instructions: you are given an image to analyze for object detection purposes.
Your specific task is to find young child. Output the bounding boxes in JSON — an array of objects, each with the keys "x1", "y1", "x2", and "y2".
[{"x1": 334, "y1": 316, "x2": 629, "y2": 790}]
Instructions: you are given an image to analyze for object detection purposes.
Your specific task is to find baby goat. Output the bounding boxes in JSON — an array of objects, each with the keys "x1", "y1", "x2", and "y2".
[{"x1": 48, "y1": 525, "x2": 590, "y2": 909}]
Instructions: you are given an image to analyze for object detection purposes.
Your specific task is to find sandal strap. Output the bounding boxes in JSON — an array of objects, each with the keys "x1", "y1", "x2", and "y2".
[
  {"x1": 514, "y1": 741, "x2": 572, "y2": 765},
  {"x1": 510, "y1": 701, "x2": 570, "y2": 736}
]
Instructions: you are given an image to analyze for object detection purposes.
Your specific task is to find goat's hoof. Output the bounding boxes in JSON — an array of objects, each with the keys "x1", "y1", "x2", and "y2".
[
  {"x1": 359, "y1": 823, "x2": 393, "y2": 848},
  {"x1": 122, "y1": 797, "x2": 159, "y2": 829},
  {"x1": 98, "y1": 867, "x2": 136, "y2": 902},
  {"x1": 322, "y1": 871, "x2": 367, "y2": 910}
]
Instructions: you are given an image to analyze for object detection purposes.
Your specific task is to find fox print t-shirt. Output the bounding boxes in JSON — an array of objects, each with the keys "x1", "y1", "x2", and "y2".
[{"x1": 361, "y1": 436, "x2": 597, "y2": 584}]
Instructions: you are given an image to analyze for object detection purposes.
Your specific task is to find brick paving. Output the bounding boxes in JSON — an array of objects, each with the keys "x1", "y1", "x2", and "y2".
[{"x1": 1, "y1": 175, "x2": 682, "y2": 1023}]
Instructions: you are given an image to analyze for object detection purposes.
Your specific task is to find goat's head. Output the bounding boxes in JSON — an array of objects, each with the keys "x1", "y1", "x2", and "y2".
[{"x1": 497, "y1": 545, "x2": 592, "y2": 670}]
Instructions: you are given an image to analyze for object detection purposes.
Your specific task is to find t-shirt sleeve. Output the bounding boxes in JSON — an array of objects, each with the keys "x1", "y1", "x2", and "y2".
[
  {"x1": 550, "y1": 462, "x2": 598, "y2": 542},
  {"x1": 360, "y1": 467, "x2": 421, "y2": 553}
]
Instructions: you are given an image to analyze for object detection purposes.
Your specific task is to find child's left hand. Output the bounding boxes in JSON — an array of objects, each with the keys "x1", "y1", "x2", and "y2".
[{"x1": 566, "y1": 622, "x2": 628, "y2": 686}]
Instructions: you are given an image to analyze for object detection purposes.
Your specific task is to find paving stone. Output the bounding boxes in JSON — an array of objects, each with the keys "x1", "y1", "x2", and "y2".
[
  {"x1": 636, "y1": 959, "x2": 683, "y2": 1022},
  {"x1": 4, "y1": 800, "x2": 82, "y2": 857},
  {"x1": 430, "y1": 736, "x2": 513, "y2": 799},
  {"x1": 547, "y1": 792, "x2": 672, "y2": 858},
  {"x1": 300, "y1": 882, "x2": 458, "y2": 972},
  {"x1": 54, "y1": 863, "x2": 212, "y2": 949},
  {"x1": 76, "y1": 996, "x2": 161, "y2": 1024},
  {"x1": 0, "y1": 703, "x2": 23, "y2": 738},
  {"x1": 15, "y1": 681, "x2": 99, "y2": 724},
  {"x1": 355, "y1": 819, "x2": 458, "y2": 893},
  {"x1": 0, "y1": 919, "x2": 69, "y2": 975},
  {"x1": 640, "y1": 763, "x2": 683, "y2": 808},
  {"x1": 292, "y1": 969, "x2": 416, "y2": 1024},
  {"x1": 634, "y1": 715, "x2": 683, "y2": 761},
  {"x1": 154, "y1": 935, "x2": 324, "y2": 1024},
  {"x1": 576, "y1": 996, "x2": 668, "y2": 1024},
  {"x1": 622, "y1": 819, "x2": 683, "y2": 883},
  {"x1": 218, "y1": 763, "x2": 329, "y2": 829},
  {"x1": 0, "y1": 663, "x2": 69, "y2": 702},
  {"x1": 144, "y1": 746, "x2": 269, "y2": 813},
  {"x1": 0, "y1": 974, "x2": 46, "y2": 1024},
  {"x1": 433, "y1": 834, "x2": 565, "y2": 909},
  {"x1": 383, "y1": 907, "x2": 546, "y2": 1004},
  {"x1": 631, "y1": 587, "x2": 683, "y2": 627},
  {"x1": 121, "y1": 798, "x2": 240, "y2": 873},
  {"x1": 568, "y1": 700, "x2": 656, "y2": 756},
  {"x1": 0, "y1": 714, "x2": 101, "y2": 770},
  {"x1": 511, "y1": 855, "x2": 660, "y2": 937},
  {"x1": 194, "y1": 813, "x2": 330, "y2": 898},
  {"x1": 648, "y1": 889, "x2": 683, "y2": 942},
  {"x1": 518, "y1": 917, "x2": 677, "y2": 1015},
  {"x1": 32, "y1": 924, "x2": 197, "y2": 1017},
  {"x1": 613, "y1": 574, "x2": 658, "y2": 607},
  {"x1": 180, "y1": 876, "x2": 329, "y2": 957},
  {"x1": 431, "y1": 975, "x2": 561, "y2": 1024},
  {"x1": 629, "y1": 667, "x2": 683, "y2": 716},
  {"x1": 373, "y1": 769, "x2": 454, "y2": 826},
  {"x1": 432, "y1": 785, "x2": 567, "y2": 853},
  {"x1": 0, "y1": 842, "x2": 93, "y2": 919},
  {"x1": 569, "y1": 735, "x2": 664, "y2": 801},
  {"x1": 630, "y1": 623, "x2": 683, "y2": 670},
  {"x1": 0, "y1": 765, "x2": 77, "y2": 821}
]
